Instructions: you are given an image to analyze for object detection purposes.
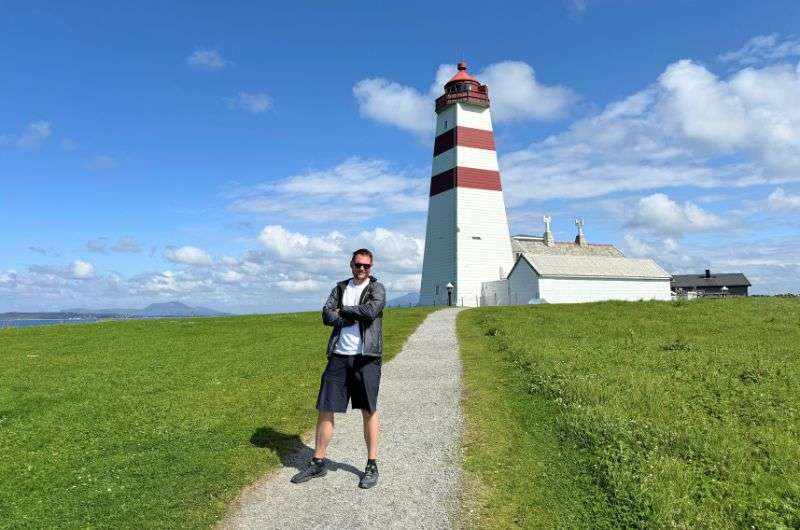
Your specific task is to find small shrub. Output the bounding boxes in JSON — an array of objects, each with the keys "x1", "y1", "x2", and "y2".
[{"x1": 661, "y1": 337, "x2": 691, "y2": 352}]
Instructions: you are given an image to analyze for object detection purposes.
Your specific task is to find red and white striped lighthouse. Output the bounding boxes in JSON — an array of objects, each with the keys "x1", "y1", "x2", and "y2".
[{"x1": 419, "y1": 62, "x2": 514, "y2": 307}]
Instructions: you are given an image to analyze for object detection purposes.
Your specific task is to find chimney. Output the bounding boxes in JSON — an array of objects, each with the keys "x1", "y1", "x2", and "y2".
[
  {"x1": 543, "y1": 215, "x2": 554, "y2": 246},
  {"x1": 574, "y1": 218, "x2": 587, "y2": 247},
  {"x1": 705, "y1": 269, "x2": 711, "y2": 278}
]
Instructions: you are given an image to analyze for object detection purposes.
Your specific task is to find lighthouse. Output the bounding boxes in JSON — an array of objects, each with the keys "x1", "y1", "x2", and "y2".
[{"x1": 419, "y1": 62, "x2": 514, "y2": 307}]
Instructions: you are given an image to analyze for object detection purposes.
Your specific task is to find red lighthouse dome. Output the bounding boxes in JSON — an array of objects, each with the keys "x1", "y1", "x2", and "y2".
[{"x1": 436, "y1": 61, "x2": 490, "y2": 112}]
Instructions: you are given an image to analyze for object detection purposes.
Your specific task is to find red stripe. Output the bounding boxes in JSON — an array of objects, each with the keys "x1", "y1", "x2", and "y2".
[
  {"x1": 433, "y1": 126, "x2": 496, "y2": 156},
  {"x1": 433, "y1": 129, "x2": 455, "y2": 156},
  {"x1": 429, "y1": 167, "x2": 502, "y2": 196},
  {"x1": 456, "y1": 126, "x2": 496, "y2": 151}
]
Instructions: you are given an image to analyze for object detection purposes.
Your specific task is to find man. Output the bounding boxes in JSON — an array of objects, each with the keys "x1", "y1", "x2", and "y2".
[{"x1": 291, "y1": 248, "x2": 386, "y2": 489}]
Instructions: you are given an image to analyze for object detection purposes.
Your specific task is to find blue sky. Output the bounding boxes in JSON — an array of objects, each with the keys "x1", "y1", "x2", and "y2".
[{"x1": 2, "y1": 0, "x2": 799, "y2": 313}]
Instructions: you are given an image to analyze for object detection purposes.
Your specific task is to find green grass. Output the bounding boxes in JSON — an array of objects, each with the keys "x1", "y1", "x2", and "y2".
[
  {"x1": 458, "y1": 298, "x2": 800, "y2": 529},
  {"x1": 0, "y1": 307, "x2": 436, "y2": 529}
]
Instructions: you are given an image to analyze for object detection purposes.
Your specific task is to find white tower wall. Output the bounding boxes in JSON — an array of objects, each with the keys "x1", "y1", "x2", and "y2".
[
  {"x1": 419, "y1": 189, "x2": 456, "y2": 306},
  {"x1": 455, "y1": 186, "x2": 514, "y2": 306}
]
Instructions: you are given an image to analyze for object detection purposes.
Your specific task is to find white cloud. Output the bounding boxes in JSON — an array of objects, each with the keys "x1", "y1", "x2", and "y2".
[
  {"x1": 230, "y1": 157, "x2": 428, "y2": 222},
  {"x1": 225, "y1": 92, "x2": 272, "y2": 114},
  {"x1": 216, "y1": 270, "x2": 244, "y2": 283},
  {"x1": 478, "y1": 61, "x2": 576, "y2": 122},
  {"x1": 565, "y1": 0, "x2": 588, "y2": 14},
  {"x1": 499, "y1": 58, "x2": 800, "y2": 205},
  {"x1": 275, "y1": 279, "x2": 322, "y2": 292},
  {"x1": 258, "y1": 225, "x2": 345, "y2": 260},
  {"x1": 719, "y1": 34, "x2": 800, "y2": 65},
  {"x1": 622, "y1": 233, "x2": 800, "y2": 294},
  {"x1": 627, "y1": 193, "x2": 727, "y2": 236},
  {"x1": 350, "y1": 227, "x2": 423, "y2": 274},
  {"x1": 0, "y1": 224, "x2": 427, "y2": 312},
  {"x1": 87, "y1": 238, "x2": 108, "y2": 253},
  {"x1": 87, "y1": 236, "x2": 141, "y2": 253},
  {"x1": 113, "y1": 236, "x2": 141, "y2": 253},
  {"x1": 255, "y1": 224, "x2": 423, "y2": 293},
  {"x1": 14, "y1": 121, "x2": 51, "y2": 149},
  {"x1": 70, "y1": 260, "x2": 95, "y2": 279},
  {"x1": 353, "y1": 61, "x2": 575, "y2": 136},
  {"x1": 164, "y1": 245, "x2": 213, "y2": 267},
  {"x1": 87, "y1": 155, "x2": 118, "y2": 171},
  {"x1": 186, "y1": 49, "x2": 229, "y2": 71},
  {"x1": 766, "y1": 187, "x2": 800, "y2": 210},
  {"x1": 353, "y1": 78, "x2": 434, "y2": 136}
]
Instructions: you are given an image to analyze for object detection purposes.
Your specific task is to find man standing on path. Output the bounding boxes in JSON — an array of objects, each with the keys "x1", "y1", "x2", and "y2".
[{"x1": 291, "y1": 248, "x2": 386, "y2": 489}]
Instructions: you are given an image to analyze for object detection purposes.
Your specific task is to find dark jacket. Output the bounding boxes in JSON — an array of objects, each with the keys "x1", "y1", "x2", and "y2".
[{"x1": 322, "y1": 276, "x2": 385, "y2": 357}]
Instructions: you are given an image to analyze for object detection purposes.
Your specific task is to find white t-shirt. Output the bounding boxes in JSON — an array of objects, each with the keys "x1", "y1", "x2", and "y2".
[{"x1": 334, "y1": 278, "x2": 370, "y2": 355}]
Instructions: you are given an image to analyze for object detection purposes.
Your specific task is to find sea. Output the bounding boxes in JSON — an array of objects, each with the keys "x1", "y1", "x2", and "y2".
[{"x1": 0, "y1": 318, "x2": 101, "y2": 329}]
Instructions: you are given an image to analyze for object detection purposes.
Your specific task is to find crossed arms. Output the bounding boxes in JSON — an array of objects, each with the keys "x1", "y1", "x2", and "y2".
[{"x1": 322, "y1": 282, "x2": 386, "y2": 327}]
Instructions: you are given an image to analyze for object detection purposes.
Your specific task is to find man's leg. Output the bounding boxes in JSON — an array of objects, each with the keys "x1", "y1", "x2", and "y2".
[
  {"x1": 361, "y1": 409, "x2": 379, "y2": 459},
  {"x1": 314, "y1": 411, "x2": 335, "y2": 459},
  {"x1": 291, "y1": 411, "x2": 334, "y2": 483}
]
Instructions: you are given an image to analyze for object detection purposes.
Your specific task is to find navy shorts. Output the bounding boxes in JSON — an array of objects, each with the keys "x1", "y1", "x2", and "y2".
[{"x1": 316, "y1": 354, "x2": 382, "y2": 413}]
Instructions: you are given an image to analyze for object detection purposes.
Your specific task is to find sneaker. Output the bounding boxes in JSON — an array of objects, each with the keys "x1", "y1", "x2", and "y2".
[
  {"x1": 290, "y1": 459, "x2": 327, "y2": 484},
  {"x1": 359, "y1": 462, "x2": 379, "y2": 489}
]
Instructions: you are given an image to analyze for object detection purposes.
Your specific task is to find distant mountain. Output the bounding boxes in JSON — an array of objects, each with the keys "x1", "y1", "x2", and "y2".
[
  {"x1": 138, "y1": 302, "x2": 227, "y2": 317},
  {"x1": 387, "y1": 292, "x2": 419, "y2": 307},
  {"x1": 60, "y1": 301, "x2": 229, "y2": 318}
]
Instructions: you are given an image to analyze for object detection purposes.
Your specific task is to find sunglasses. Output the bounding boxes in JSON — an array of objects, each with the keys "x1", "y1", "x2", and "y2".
[{"x1": 352, "y1": 262, "x2": 372, "y2": 270}]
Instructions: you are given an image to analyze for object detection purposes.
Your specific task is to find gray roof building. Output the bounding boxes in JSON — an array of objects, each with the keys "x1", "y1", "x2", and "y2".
[
  {"x1": 517, "y1": 253, "x2": 671, "y2": 279},
  {"x1": 511, "y1": 235, "x2": 624, "y2": 257},
  {"x1": 672, "y1": 270, "x2": 751, "y2": 290}
]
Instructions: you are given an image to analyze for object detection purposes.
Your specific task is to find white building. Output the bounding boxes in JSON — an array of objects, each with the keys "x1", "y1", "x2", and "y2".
[
  {"x1": 418, "y1": 63, "x2": 671, "y2": 306},
  {"x1": 481, "y1": 219, "x2": 672, "y2": 305}
]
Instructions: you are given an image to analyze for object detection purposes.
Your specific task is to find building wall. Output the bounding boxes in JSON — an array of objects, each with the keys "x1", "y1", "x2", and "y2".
[
  {"x1": 673, "y1": 285, "x2": 749, "y2": 296},
  {"x1": 507, "y1": 258, "x2": 540, "y2": 304},
  {"x1": 481, "y1": 279, "x2": 510, "y2": 306},
  {"x1": 419, "y1": 188, "x2": 456, "y2": 306},
  {"x1": 538, "y1": 277, "x2": 671, "y2": 303}
]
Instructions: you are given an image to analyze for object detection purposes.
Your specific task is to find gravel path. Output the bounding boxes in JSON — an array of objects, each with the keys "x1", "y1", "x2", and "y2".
[{"x1": 218, "y1": 307, "x2": 466, "y2": 530}]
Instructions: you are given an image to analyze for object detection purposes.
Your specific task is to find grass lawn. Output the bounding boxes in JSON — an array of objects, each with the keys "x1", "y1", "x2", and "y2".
[
  {"x1": 458, "y1": 297, "x2": 800, "y2": 529},
  {"x1": 0, "y1": 307, "x2": 435, "y2": 529}
]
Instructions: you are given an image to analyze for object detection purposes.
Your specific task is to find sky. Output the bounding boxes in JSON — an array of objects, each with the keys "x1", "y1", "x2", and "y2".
[{"x1": 2, "y1": 0, "x2": 800, "y2": 313}]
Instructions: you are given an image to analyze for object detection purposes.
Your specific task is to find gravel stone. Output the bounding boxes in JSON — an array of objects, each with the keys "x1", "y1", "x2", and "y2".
[{"x1": 218, "y1": 307, "x2": 466, "y2": 530}]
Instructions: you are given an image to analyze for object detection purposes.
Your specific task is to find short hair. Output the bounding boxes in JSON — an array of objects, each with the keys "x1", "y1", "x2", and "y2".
[{"x1": 350, "y1": 248, "x2": 373, "y2": 265}]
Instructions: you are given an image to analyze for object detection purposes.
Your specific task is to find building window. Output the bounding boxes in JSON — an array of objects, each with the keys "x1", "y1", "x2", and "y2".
[{"x1": 435, "y1": 285, "x2": 439, "y2": 295}]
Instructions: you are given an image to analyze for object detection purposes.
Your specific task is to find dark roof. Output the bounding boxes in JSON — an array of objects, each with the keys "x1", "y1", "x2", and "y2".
[{"x1": 671, "y1": 273, "x2": 751, "y2": 289}]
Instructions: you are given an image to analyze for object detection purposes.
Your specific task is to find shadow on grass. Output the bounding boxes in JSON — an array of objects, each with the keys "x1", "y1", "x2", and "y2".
[{"x1": 250, "y1": 426, "x2": 361, "y2": 478}]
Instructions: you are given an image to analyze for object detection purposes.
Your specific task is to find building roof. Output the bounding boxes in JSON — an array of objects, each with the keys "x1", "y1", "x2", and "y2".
[
  {"x1": 513, "y1": 253, "x2": 672, "y2": 280},
  {"x1": 511, "y1": 235, "x2": 624, "y2": 257},
  {"x1": 671, "y1": 273, "x2": 751, "y2": 289}
]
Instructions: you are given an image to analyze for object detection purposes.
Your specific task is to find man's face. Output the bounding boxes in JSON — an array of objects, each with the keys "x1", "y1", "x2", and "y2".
[{"x1": 351, "y1": 254, "x2": 372, "y2": 281}]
